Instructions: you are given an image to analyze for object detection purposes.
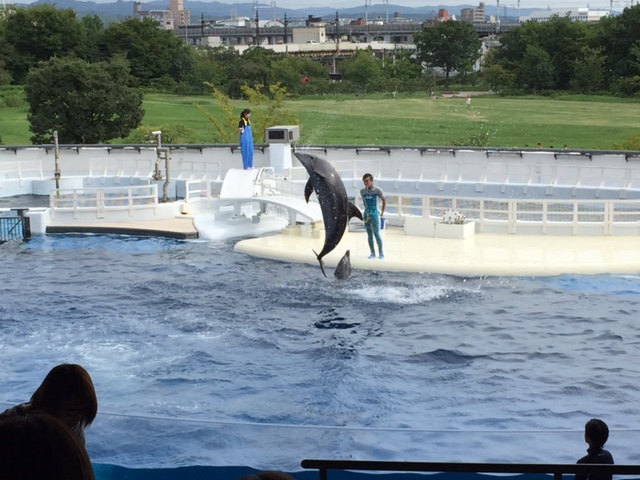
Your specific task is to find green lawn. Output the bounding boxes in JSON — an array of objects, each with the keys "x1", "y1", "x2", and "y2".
[{"x1": 2, "y1": 92, "x2": 639, "y2": 149}]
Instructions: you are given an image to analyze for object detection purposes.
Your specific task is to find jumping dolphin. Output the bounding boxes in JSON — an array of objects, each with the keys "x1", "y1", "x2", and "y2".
[
  {"x1": 295, "y1": 152, "x2": 363, "y2": 277},
  {"x1": 334, "y1": 250, "x2": 352, "y2": 280}
]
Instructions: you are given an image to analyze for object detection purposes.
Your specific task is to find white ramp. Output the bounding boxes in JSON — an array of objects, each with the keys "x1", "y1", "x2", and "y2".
[
  {"x1": 219, "y1": 168, "x2": 322, "y2": 225},
  {"x1": 220, "y1": 168, "x2": 261, "y2": 199}
]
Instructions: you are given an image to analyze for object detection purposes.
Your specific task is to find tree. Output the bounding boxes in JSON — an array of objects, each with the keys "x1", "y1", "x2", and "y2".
[
  {"x1": 536, "y1": 15, "x2": 590, "y2": 90},
  {"x1": 199, "y1": 83, "x2": 298, "y2": 144},
  {"x1": 520, "y1": 45, "x2": 554, "y2": 93},
  {"x1": 414, "y1": 20, "x2": 482, "y2": 87},
  {"x1": 341, "y1": 48, "x2": 383, "y2": 92},
  {"x1": 271, "y1": 55, "x2": 328, "y2": 94},
  {"x1": 98, "y1": 18, "x2": 194, "y2": 87},
  {"x1": 77, "y1": 15, "x2": 105, "y2": 63},
  {"x1": 25, "y1": 57, "x2": 144, "y2": 144},
  {"x1": 571, "y1": 47, "x2": 606, "y2": 92},
  {"x1": 183, "y1": 48, "x2": 229, "y2": 95},
  {"x1": 240, "y1": 83, "x2": 299, "y2": 143},
  {"x1": 594, "y1": 4, "x2": 640, "y2": 79},
  {"x1": 382, "y1": 49, "x2": 431, "y2": 92},
  {"x1": 4, "y1": 5, "x2": 86, "y2": 83},
  {"x1": 480, "y1": 64, "x2": 514, "y2": 92},
  {"x1": 228, "y1": 47, "x2": 277, "y2": 97}
]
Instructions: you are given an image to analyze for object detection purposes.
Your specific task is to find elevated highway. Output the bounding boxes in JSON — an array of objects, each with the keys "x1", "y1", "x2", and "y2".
[{"x1": 181, "y1": 22, "x2": 519, "y2": 47}]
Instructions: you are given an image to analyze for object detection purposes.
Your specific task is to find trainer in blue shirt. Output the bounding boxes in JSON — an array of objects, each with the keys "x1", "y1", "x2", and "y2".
[{"x1": 360, "y1": 173, "x2": 386, "y2": 259}]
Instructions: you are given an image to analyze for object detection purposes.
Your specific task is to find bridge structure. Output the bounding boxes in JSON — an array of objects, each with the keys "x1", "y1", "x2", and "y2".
[{"x1": 181, "y1": 21, "x2": 519, "y2": 48}]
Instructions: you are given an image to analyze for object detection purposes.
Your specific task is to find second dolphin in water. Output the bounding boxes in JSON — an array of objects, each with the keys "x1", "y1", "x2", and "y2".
[
  {"x1": 295, "y1": 152, "x2": 362, "y2": 277},
  {"x1": 334, "y1": 250, "x2": 352, "y2": 279}
]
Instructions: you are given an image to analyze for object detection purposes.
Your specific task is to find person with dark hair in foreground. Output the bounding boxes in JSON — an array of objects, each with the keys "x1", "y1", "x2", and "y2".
[
  {"x1": 575, "y1": 418, "x2": 614, "y2": 480},
  {"x1": 0, "y1": 413, "x2": 96, "y2": 480},
  {"x1": 0, "y1": 363, "x2": 98, "y2": 446},
  {"x1": 240, "y1": 471, "x2": 296, "y2": 480}
]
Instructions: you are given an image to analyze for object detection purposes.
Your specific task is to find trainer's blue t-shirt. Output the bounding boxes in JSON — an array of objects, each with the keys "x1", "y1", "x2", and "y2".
[{"x1": 360, "y1": 186, "x2": 385, "y2": 213}]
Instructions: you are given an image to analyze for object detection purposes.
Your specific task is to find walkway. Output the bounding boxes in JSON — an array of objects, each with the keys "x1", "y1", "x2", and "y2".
[{"x1": 46, "y1": 217, "x2": 198, "y2": 239}]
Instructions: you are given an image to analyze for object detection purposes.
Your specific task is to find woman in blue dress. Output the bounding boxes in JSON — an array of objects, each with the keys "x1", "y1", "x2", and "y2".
[{"x1": 238, "y1": 109, "x2": 254, "y2": 169}]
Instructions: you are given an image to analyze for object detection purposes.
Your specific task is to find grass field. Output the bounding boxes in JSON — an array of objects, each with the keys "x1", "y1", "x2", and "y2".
[{"x1": 2, "y1": 92, "x2": 639, "y2": 149}]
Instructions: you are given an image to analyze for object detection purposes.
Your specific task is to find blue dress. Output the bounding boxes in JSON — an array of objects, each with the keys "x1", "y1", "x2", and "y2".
[{"x1": 239, "y1": 119, "x2": 254, "y2": 169}]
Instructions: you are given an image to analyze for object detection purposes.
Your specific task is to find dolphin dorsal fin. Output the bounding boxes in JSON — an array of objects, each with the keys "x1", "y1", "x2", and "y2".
[
  {"x1": 304, "y1": 179, "x2": 314, "y2": 203},
  {"x1": 348, "y1": 202, "x2": 363, "y2": 221}
]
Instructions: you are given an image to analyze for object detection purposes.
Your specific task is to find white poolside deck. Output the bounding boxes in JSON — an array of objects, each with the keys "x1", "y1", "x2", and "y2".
[{"x1": 235, "y1": 227, "x2": 640, "y2": 277}]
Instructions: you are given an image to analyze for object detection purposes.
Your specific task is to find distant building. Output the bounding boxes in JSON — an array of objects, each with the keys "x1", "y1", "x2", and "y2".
[
  {"x1": 390, "y1": 12, "x2": 414, "y2": 24},
  {"x1": 461, "y1": 2, "x2": 486, "y2": 24},
  {"x1": 169, "y1": 0, "x2": 190, "y2": 31},
  {"x1": 306, "y1": 15, "x2": 324, "y2": 27},
  {"x1": 134, "y1": 0, "x2": 189, "y2": 31},
  {"x1": 520, "y1": 7, "x2": 609, "y2": 23},
  {"x1": 423, "y1": 9, "x2": 450, "y2": 28},
  {"x1": 220, "y1": 16, "x2": 252, "y2": 28},
  {"x1": 134, "y1": 2, "x2": 174, "y2": 30},
  {"x1": 292, "y1": 26, "x2": 326, "y2": 44}
]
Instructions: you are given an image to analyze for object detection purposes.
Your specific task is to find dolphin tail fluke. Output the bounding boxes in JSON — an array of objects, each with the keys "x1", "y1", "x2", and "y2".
[
  {"x1": 348, "y1": 202, "x2": 364, "y2": 222},
  {"x1": 313, "y1": 249, "x2": 328, "y2": 278}
]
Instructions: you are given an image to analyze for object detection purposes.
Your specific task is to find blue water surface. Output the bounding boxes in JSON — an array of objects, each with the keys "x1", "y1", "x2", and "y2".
[{"x1": 1, "y1": 234, "x2": 640, "y2": 477}]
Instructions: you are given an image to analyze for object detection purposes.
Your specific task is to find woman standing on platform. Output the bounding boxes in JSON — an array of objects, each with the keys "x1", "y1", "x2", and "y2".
[{"x1": 238, "y1": 108, "x2": 254, "y2": 170}]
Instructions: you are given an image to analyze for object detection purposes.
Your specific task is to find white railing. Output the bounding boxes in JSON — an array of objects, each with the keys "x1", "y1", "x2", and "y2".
[
  {"x1": 373, "y1": 194, "x2": 640, "y2": 235},
  {"x1": 49, "y1": 185, "x2": 158, "y2": 219}
]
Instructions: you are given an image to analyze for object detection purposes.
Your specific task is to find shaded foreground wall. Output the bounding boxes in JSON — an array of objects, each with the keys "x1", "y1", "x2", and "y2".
[{"x1": 93, "y1": 465, "x2": 548, "y2": 480}]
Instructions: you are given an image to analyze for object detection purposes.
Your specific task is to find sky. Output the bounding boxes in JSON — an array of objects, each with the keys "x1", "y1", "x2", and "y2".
[{"x1": 270, "y1": 0, "x2": 630, "y2": 10}]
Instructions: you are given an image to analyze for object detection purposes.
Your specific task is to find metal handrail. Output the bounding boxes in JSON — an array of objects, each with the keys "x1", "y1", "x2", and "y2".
[{"x1": 301, "y1": 459, "x2": 640, "y2": 480}]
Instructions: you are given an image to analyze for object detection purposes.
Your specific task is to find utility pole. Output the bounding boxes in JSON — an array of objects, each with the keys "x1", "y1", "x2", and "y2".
[
  {"x1": 254, "y1": 8, "x2": 260, "y2": 46},
  {"x1": 333, "y1": 10, "x2": 339, "y2": 74},
  {"x1": 335, "y1": 10, "x2": 340, "y2": 52},
  {"x1": 283, "y1": 12, "x2": 289, "y2": 49}
]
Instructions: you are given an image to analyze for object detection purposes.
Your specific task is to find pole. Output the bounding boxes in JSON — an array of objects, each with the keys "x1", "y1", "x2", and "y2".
[
  {"x1": 255, "y1": 8, "x2": 260, "y2": 46},
  {"x1": 284, "y1": 12, "x2": 289, "y2": 50},
  {"x1": 162, "y1": 149, "x2": 170, "y2": 203},
  {"x1": 152, "y1": 131, "x2": 163, "y2": 181},
  {"x1": 53, "y1": 131, "x2": 61, "y2": 198},
  {"x1": 335, "y1": 10, "x2": 340, "y2": 52}
]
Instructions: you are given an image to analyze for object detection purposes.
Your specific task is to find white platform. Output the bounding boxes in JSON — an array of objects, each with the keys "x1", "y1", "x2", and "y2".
[{"x1": 235, "y1": 227, "x2": 640, "y2": 276}]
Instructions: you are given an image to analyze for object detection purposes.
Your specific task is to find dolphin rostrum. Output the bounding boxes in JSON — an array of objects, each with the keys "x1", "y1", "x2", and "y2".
[
  {"x1": 295, "y1": 152, "x2": 363, "y2": 277},
  {"x1": 334, "y1": 250, "x2": 352, "y2": 280}
]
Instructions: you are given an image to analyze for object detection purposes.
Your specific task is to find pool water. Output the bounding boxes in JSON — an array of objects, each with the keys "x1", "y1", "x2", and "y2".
[{"x1": 1, "y1": 234, "x2": 640, "y2": 472}]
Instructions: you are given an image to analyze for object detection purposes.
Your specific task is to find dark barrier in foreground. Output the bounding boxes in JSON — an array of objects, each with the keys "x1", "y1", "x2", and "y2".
[{"x1": 302, "y1": 459, "x2": 640, "y2": 480}]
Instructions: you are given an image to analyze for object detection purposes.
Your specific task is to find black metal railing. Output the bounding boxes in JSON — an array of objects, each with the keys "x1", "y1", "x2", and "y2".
[
  {"x1": 0, "y1": 209, "x2": 31, "y2": 243},
  {"x1": 301, "y1": 459, "x2": 640, "y2": 480}
]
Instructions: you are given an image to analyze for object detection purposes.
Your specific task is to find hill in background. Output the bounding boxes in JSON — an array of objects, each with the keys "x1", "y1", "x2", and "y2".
[{"x1": 15, "y1": 0, "x2": 535, "y2": 23}]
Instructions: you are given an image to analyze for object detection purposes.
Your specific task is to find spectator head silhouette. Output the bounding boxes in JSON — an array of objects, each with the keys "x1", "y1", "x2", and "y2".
[
  {"x1": 30, "y1": 363, "x2": 98, "y2": 442},
  {"x1": 0, "y1": 413, "x2": 96, "y2": 480},
  {"x1": 584, "y1": 418, "x2": 609, "y2": 449}
]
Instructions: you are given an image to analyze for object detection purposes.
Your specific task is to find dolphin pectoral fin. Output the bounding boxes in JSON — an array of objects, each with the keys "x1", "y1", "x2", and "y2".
[
  {"x1": 313, "y1": 249, "x2": 328, "y2": 278},
  {"x1": 348, "y1": 202, "x2": 363, "y2": 222},
  {"x1": 304, "y1": 179, "x2": 314, "y2": 203}
]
